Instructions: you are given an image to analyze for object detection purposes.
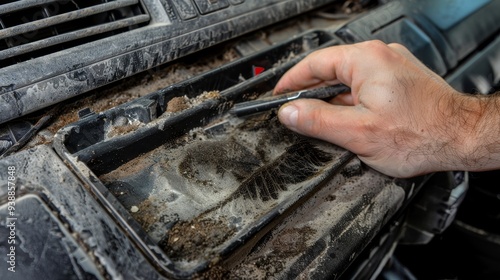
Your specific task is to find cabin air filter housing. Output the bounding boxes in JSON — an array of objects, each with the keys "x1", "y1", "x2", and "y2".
[{"x1": 0, "y1": 0, "x2": 339, "y2": 125}]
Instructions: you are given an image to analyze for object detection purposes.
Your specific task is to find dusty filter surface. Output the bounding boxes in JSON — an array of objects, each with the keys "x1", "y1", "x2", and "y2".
[{"x1": 99, "y1": 112, "x2": 348, "y2": 269}]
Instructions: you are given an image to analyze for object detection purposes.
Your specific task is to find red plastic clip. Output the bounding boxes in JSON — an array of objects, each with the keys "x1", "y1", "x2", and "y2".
[{"x1": 252, "y1": 65, "x2": 265, "y2": 76}]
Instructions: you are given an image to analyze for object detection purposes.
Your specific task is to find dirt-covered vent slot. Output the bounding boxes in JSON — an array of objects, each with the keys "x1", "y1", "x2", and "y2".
[{"x1": 0, "y1": 0, "x2": 149, "y2": 67}]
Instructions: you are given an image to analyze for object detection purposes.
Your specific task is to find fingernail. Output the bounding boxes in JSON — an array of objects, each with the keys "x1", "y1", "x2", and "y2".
[{"x1": 279, "y1": 104, "x2": 299, "y2": 128}]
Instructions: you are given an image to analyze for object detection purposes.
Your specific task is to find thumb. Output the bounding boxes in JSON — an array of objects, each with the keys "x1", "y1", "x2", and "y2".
[{"x1": 278, "y1": 99, "x2": 357, "y2": 147}]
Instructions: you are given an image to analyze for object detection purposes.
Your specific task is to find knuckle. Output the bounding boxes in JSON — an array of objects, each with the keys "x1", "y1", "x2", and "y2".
[
  {"x1": 359, "y1": 40, "x2": 395, "y2": 59},
  {"x1": 388, "y1": 42, "x2": 411, "y2": 56},
  {"x1": 387, "y1": 42, "x2": 405, "y2": 50},
  {"x1": 363, "y1": 40, "x2": 387, "y2": 49}
]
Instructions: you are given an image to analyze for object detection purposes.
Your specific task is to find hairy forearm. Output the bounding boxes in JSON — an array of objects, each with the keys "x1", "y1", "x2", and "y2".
[{"x1": 444, "y1": 91, "x2": 500, "y2": 172}]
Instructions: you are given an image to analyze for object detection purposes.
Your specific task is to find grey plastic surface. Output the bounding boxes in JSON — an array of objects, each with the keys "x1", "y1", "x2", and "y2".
[
  {"x1": 447, "y1": 35, "x2": 500, "y2": 94},
  {"x1": 0, "y1": 146, "x2": 166, "y2": 279},
  {"x1": 372, "y1": 17, "x2": 447, "y2": 75},
  {"x1": 0, "y1": 195, "x2": 103, "y2": 280},
  {"x1": 336, "y1": 0, "x2": 500, "y2": 77}
]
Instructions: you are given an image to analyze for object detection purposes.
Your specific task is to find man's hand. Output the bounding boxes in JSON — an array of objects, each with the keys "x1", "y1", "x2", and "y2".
[{"x1": 274, "y1": 40, "x2": 495, "y2": 178}]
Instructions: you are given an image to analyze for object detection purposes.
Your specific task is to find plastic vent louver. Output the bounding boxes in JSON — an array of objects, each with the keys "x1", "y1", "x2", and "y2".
[{"x1": 0, "y1": 0, "x2": 149, "y2": 67}]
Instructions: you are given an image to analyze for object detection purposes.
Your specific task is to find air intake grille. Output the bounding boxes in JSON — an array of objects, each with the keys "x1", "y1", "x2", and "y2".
[{"x1": 0, "y1": 0, "x2": 150, "y2": 67}]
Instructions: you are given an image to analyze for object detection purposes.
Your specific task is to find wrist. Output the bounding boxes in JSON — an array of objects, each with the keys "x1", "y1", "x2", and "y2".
[{"x1": 442, "y1": 90, "x2": 500, "y2": 171}]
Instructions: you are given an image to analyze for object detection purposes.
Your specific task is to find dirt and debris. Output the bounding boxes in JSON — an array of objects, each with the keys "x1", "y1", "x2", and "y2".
[
  {"x1": 226, "y1": 141, "x2": 333, "y2": 202},
  {"x1": 325, "y1": 194, "x2": 337, "y2": 202},
  {"x1": 194, "y1": 225, "x2": 315, "y2": 279},
  {"x1": 106, "y1": 121, "x2": 142, "y2": 138},
  {"x1": 272, "y1": 226, "x2": 317, "y2": 257},
  {"x1": 196, "y1": 90, "x2": 221, "y2": 100},
  {"x1": 178, "y1": 139, "x2": 261, "y2": 185},
  {"x1": 159, "y1": 217, "x2": 235, "y2": 262},
  {"x1": 166, "y1": 96, "x2": 190, "y2": 113},
  {"x1": 97, "y1": 112, "x2": 348, "y2": 273},
  {"x1": 98, "y1": 116, "x2": 303, "y2": 237},
  {"x1": 133, "y1": 199, "x2": 159, "y2": 231},
  {"x1": 166, "y1": 91, "x2": 221, "y2": 114},
  {"x1": 99, "y1": 153, "x2": 155, "y2": 183},
  {"x1": 22, "y1": 46, "x2": 239, "y2": 149},
  {"x1": 195, "y1": 265, "x2": 229, "y2": 280}
]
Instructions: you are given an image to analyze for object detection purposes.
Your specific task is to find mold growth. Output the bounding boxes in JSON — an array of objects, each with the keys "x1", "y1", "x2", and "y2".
[{"x1": 98, "y1": 113, "x2": 347, "y2": 266}]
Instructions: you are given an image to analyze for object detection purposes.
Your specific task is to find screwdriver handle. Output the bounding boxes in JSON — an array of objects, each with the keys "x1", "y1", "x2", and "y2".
[{"x1": 229, "y1": 84, "x2": 351, "y2": 117}]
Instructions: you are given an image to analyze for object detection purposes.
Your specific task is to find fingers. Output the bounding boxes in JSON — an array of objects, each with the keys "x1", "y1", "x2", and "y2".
[
  {"x1": 277, "y1": 99, "x2": 361, "y2": 149},
  {"x1": 272, "y1": 40, "x2": 460, "y2": 178},
  {"x1": 273, "y1": 46, "x2": 349, "y2": 94},
  {"x1": 273, "y1": 40, "x2": 403, "y2": 96},
  {"x1": 329, "y1": 92, "x2": 354, "y2": 106}
]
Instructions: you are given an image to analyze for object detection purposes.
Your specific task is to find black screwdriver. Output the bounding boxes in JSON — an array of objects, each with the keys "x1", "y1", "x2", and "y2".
[{"x1": 229, "y1": 84, "x2": 351, "y2": 117}]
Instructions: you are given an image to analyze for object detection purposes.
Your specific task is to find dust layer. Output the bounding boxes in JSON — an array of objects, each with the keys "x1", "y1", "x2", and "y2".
[
  {"x1": 231, "y1": 141, "x2": 333, "y2": 201},
  {"x1": 197, "y1": 226, "x2": 317, "y2": 279},
  {"x1": 159, "y1": 217, "x2": 235, "y2": 262},
  {"x1": 179, "y1": 139, "x2": 262, "y2": 184},
  {"x1": 99, "y1": 109, "x2": 343, "y2": 268}
]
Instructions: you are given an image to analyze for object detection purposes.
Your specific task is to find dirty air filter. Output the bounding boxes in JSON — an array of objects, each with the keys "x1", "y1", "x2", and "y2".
[{"x1": 0, "y1": 0, "x2": 149, "y2": 67}]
